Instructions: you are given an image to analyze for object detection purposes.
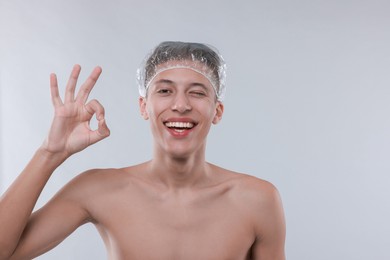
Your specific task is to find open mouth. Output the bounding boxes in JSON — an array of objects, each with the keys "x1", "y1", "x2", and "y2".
[{"x1": 164, "y1": 121, "x2": 196, "y2": 133}]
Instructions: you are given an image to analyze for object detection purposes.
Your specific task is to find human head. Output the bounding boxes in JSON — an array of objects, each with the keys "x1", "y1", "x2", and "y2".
[{"x1": 136, "y1": 41, "x2": 227, "y2": 101}]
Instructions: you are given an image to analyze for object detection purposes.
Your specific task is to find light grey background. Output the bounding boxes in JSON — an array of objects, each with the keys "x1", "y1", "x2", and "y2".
[{"x1": 1, "y1": 0, "x2": 390, "y2": 259}]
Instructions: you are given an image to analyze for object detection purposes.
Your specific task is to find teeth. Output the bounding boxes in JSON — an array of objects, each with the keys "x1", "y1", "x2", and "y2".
[{"x1": 165, "y1": 122, "x2": 194, "y2": 128}]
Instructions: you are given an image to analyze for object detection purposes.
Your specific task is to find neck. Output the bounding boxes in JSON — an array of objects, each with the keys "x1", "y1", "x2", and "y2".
[{"x1": 147, "y1": 149, "x2": 210, "y2": 190}]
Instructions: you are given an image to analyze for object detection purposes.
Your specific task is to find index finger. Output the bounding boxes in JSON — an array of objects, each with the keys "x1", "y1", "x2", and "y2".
[{"x1": 75, "y1": 66, "x2": 102, "y2": 104}]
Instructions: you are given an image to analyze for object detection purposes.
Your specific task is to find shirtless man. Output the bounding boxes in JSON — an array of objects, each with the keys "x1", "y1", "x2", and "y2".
[{"x1": 0, "y1": 42, "x2": 285, "y2": 259}]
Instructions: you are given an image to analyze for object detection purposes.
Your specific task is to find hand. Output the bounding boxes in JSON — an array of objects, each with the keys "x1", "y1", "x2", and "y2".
[{"x1": 42, "y1": 65, "x2": 110, "y2": 157}]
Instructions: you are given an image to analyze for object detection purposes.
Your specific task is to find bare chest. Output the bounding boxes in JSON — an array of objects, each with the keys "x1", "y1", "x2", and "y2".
[{"x1": 92, "y1": 190, "x2": 255, "y2": 259}]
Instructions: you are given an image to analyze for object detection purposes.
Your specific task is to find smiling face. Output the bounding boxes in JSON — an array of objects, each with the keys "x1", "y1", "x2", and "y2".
[{"x1": 139, "y1": 66, "x2": 224, "y2": 159}]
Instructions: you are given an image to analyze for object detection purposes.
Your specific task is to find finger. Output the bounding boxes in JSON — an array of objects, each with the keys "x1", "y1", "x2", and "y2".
[
  {"x1": 90, "y1": 118, "x2": 110, "y2": 145},
  {"x1": 64, "y1": 64, "x2": 81, "y2": 103},
  {"x1": 84, "y1": 99, "x2": 110, "y2": 145},
  {"x1": 76, "y1": 66, "x2": 102, "y2": 104},
  {"x1": 50, "y1": 73, "x2": 63, "y2": 107},
  {"x1": 85, "y1": 99, "x2": 105, "y2": 120}
]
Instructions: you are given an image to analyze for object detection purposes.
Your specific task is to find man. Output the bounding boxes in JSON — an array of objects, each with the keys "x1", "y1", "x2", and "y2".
[{"x1": 0, "y1": 41, "x2": 285, "y2": 259}]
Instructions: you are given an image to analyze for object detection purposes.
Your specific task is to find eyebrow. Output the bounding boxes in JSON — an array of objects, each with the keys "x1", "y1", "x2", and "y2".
[{"x1": 154, "y1": 79, "x2": 174, "y2": 85}]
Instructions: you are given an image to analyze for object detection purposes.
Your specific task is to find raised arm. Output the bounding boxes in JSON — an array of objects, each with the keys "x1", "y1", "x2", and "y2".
[{"x1": 0, "y1": 65, "x2": 110, "y2": 259}]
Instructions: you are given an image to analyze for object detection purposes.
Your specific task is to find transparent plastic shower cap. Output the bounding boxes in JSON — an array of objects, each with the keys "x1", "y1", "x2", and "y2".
[{"x1": 136, "y1": 41, "x2": 227, "y2": 101}]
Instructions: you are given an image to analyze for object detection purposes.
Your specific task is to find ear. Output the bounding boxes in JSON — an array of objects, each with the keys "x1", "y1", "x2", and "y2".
[
  {"x1": 139, "y1": 97, "x2": 149, "y2": 120},
  {"x1": 212, "y1": 102, "x2": 224, "y2": 124}
]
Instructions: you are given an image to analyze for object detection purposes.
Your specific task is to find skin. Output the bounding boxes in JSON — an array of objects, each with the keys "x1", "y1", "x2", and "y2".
[{"x1": 0, "y1": 64, "x2": 285, "y2": 260}]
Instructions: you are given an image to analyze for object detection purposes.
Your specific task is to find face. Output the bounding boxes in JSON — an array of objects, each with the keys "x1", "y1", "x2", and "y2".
[{"x1": 139, "y1": 67, "x2": 224, "y2": 159}]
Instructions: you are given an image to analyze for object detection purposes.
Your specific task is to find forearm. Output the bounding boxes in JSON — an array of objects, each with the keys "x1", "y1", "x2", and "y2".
[
  {"x1": 0, "y1": 148, "x2": 67, "y2": 259},
  {"x1": 0, "y1": 65, "x2": 109, "y2": 259}
]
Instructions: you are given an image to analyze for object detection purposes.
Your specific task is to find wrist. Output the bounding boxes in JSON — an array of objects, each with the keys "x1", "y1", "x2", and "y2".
[{"x1": 35, "y1": 147, "x2": 69, "y2": 167}]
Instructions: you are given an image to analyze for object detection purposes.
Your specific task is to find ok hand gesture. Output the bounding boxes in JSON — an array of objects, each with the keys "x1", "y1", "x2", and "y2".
[{"x1": 42, "y1": 65, "x2": 110, "y2": 157}]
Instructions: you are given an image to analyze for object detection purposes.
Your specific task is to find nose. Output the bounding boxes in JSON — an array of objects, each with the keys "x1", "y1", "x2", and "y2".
[{"x1": 171, "y1": 93, "x2": 192, "y2": 113}]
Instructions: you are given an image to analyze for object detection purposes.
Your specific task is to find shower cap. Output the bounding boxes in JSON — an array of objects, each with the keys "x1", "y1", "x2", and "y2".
[{"x1": 136, "y1": 41, "x2": 227, "y2": 101}]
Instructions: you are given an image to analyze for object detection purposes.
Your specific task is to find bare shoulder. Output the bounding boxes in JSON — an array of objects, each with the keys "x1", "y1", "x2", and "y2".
[
  {"x1": 61, "y1": 168, "x2": 122, "y2": 191},
  {"x1": 210, "y1": 165, "x2": 284, "y2": 224},
  {"x1": 60, "y1": 164, "x2": 145, "y2": 193},
  {"x1": 211, "y1": 164, "x2": 281, "y2": 204},
  {"x1": 53, "y1": 164, "x2": 145, "y2": 206},
  {"x1": 233, "y1": 173, "x2": 283, "y2": 219}
]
